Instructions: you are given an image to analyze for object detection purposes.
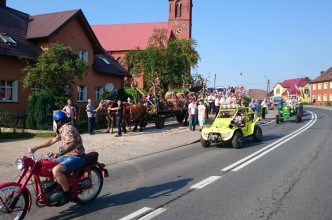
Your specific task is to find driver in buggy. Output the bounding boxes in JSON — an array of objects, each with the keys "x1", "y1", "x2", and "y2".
[{"x1": 233, "y1": 112, "x2": 244, "y2": 127}]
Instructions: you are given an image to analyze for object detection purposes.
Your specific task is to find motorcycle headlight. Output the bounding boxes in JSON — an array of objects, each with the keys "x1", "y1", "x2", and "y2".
[
  {"x1": 16, "y1": 158, "x2": 25, "y2": 170},
  {"x1": 221, "y1": 132, "x2": 231, "y2": 139}
]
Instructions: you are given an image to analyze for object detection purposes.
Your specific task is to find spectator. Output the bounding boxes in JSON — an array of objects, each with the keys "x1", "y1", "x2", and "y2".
[
  {"x1": 214, "y1": 95, "x2": 220, "y2": 117},
  {"x1": 207, "y1": 92, "x2": 215, "y2": 114},
  {"x1": 86, "y1": 98, "x2": 96, "y2": 135},
  {"x1": 261, "y1": 98, "x2": 267, "y2": 119},
  {"x1": 109, "y1": 99, "x2": 123, "y2": 137},
  {"x1": 127, "y1": 97, "x2": 133, "y2": 105},
  {"x1": 254, "y1": 100, "x2": 259, "y2": 118},
  {"x1": 197, "y1": 99, "x2": 206, "y2": 131},
  {"x1": 188, "y1": 99, "x2": 197, "y2": 131},
  {"x1": 62, "y1": 99, "x2": 76, "y2": 125},
  {"x1": 249, "y1": 99, "x2": 255, "y2": 120}
]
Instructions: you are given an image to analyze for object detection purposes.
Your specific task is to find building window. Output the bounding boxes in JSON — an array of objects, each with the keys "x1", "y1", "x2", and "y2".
[
  {"x1": 330, "y1": 81, "x2": 332, "y2": 89},
  {"x1": 312, "y1": 84, "x2": 316, "y2": 90},
  {"x1": 77, "y1": 50, "x2": 88, "y2": 63},
  {"x1": 323, "y1": 94, "x2": 327, "y2": 101},
  {"x1": 324, "y1": 82, "x2": 328, "y2": 89},
  {"x1": 95, "y1": 87, "x2": 103, "y2": 101},
  {"x1": 330, "y1": 94, "x2": 332, "y2": 101},
  {"x1": 276, "y1": 88, "x2": 280, "y2": 95},
  {"x1": 318, "y1": 95, "x2": 321, "y2": 102},
  {"x1": 304, "y1": 88, "x2": 309, "y2": 94},
  {"x1": 175, "y1": 1, "x2": 182, "y2": 17},
  {"x1": 318, "y1": 83, "x2": 322, "y2": 90},
  {"x1": 77, "y1": 85, "x2": 87, "y2": 102},
  {"x1": 0, "y1": 80, "x2": 18, "y2": 102},
  {"x1": 0, "y1": 33, "x2": 17, "y2": 46}
]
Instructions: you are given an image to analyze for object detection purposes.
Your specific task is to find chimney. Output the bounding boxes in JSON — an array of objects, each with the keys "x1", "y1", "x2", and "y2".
[{"x1": 0, "y1": 0, "x2": 6, "y2": 6}]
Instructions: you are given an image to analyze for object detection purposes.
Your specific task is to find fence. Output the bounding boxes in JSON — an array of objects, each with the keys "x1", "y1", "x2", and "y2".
[
  {"x1": 0, "y1": 109, "x2": 107, "y2": 132},
  {"x1": 0, "y1": 111, "x2": 54, "y2": 131}
]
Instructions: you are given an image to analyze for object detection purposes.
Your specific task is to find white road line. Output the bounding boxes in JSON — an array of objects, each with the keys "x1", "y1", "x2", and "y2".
[
  {"x1": 222, "y1": 111, "x2": 316, "y2": 172},
  {"x1": 190, "y1": 176, "x2": 222, "y2": 189},
  {"x1": 137, "y1": 208, "x2": 167, "y2": 220},
  {"x1": 119, "y1": 207, "x2": 152, "y2": 220}
]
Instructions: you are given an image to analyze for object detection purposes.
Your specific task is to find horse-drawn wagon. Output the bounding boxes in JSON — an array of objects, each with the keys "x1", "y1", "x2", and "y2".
[{"x1": 144, "y1": 91, "x2": 188, "y2": 129}]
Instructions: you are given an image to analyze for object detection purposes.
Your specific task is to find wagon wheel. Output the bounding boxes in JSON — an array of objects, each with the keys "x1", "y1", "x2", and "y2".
[
  {"x1": 155, "y1": 116, "x2": 165, "y2": 129},
  {"x1": 176, "y1": 114, "x2": 184, "y2": 123}
]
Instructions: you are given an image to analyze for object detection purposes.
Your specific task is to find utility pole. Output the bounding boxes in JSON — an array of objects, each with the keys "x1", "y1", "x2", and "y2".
[
  {"x1": 264, "y1": 75, "x2": 270, "y2": 100},
  {"x1": 214, "y1": 73, "x2": 216, "y2": 90}
]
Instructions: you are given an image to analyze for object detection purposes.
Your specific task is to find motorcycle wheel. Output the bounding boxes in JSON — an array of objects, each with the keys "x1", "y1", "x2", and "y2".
[
  {"x1": 0, "y1": 185, "x2": 29, "y2": 220},
  {"x1": 76, "y1": 166, "x2": 103, "y2": 205}
]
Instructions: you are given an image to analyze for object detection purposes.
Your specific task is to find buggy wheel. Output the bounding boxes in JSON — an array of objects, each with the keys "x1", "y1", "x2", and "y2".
[
  {"x1": 276, "y1": 115, "x2": 280, "y2": 124},
  {"x1": 76, "y1": 166, "x2": 103, "y2": 205},
  {"x1": 232, "y1": 131, "x2": 243, "y2": 149},
  {"x1": 253, "y1": 126, "x2": 263, "y2": 142},
  {"x1": 200, "y1": 136, "x2": 211, "y2": 148}
]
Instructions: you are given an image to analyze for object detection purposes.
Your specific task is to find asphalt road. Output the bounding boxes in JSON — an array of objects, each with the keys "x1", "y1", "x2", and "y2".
[{"x1": 16, "y1": 107, "x2": 332, "y2": 219}]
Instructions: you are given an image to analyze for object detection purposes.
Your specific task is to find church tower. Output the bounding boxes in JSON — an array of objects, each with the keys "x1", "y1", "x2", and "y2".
[{"x1": 168, "y1": 0, "x2": 192, "y2": 39}]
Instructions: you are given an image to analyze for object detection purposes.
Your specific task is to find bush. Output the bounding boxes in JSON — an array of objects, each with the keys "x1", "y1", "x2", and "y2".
[
  {"x1": 26, "y1": 91, "x2": 55, "y2": 130},
  {"x1": 326, "y1": 102, "x2": 331, "y2": 107}
]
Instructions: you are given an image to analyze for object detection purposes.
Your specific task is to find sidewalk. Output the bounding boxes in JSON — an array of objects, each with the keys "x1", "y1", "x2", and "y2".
[{"x1": 0, "y1": 109, "x2": 278, "y2": 181}]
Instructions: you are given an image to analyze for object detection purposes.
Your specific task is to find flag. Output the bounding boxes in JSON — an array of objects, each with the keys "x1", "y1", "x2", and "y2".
[{"x1": 295, "y1": 83, "x2": 300, "y2": 97}]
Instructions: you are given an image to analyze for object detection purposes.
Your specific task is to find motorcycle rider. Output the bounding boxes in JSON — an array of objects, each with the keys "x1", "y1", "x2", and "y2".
[{"x1": 29, "y1": 110, "x2": 85, "y2": 205}]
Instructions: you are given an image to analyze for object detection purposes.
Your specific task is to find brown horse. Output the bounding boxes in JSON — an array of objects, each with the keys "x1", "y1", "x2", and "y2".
[
  {"x1": 96, "y1": 99, "x2": 117, "y2": 134},
  {"x1": 96, "y1": 99, "x2": 147, "y2": 133},
  {"x1": 122, "y1": 103, "x2": 147, "y2": 132}
]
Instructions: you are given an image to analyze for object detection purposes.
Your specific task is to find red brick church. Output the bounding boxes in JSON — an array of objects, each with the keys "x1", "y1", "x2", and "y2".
[{"x1": 92, "y1": 0, "x2": 193, "y2": 88}]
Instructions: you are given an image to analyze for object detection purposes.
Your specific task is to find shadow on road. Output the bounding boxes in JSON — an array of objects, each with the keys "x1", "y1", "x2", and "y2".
[{"x1": 44, "y1": 177, "x2": 193, "y2": 220}]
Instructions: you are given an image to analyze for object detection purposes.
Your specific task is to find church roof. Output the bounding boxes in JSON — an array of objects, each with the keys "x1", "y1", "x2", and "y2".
[{"x1": 92, "y1": 22, "x2": 172, "y2": 52}]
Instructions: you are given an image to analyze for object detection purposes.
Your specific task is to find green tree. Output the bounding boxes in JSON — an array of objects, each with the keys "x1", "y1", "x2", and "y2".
[
  {"x1": 23, "y1": 43, "x2": 89, "y2": 107},
  {"x1": 125, "y1": 28, "x2": 200, "y2": 91}
]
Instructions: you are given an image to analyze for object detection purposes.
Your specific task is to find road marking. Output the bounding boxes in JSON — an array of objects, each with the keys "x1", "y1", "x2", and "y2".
[
  {"x1": 222, "y1": 111, "x2": 317, "y2": 172},
  {"x1": 119, "y1": 207, "x2": 152, "y2": 220},
  {"x1": 190, "y1": 176, "x2": 222, "y2": 189},
  {"x1": 137, "y1": 208, "x2": 167, "y2": 220}
]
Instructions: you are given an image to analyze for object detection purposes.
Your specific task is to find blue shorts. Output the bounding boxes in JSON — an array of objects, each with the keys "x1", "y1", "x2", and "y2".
[{"x1": 55, "y1": 155, "x2": 85, "y2": 172}]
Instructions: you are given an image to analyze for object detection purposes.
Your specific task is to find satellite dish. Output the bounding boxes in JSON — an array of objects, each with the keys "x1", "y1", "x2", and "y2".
[{"x1": 104, "y1": 83, "x2": 114, "y2": 92}]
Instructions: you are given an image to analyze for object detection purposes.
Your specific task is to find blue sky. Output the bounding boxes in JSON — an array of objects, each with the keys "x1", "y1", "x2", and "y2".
[{"x1": 7, "y1": 0, "x2": 332, "y2": 90}]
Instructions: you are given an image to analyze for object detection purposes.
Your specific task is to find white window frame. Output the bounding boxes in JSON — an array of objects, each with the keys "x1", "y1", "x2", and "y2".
[
  {"x1": 77, "y1": 85, "x2": 87, "y2": 102},
  {"x1": 330, "y1": 81, "x2": 332, "y2": 89},
  {"x1": 318, "y1": 83, "x2": 322, "y2": 90},
  {"x1": 318, "y1": 95, "x2": 321, "y2": 102},
  {"x1": 0, "y1": 80, "x2": 18, "y2": 102},
  {"x1": 324, "y1": 82, "x2": 328, "y2": 89},
  {"x1": 77, "y1": 50, "x2": 88, "y2": 63},
  {"x1": 95, "y1": 87, "x2": 103, "y2": 101},
  {"x1": 323, "y1": 94, "x2": 327, "y2": 101},
  {"x1": 330, "y1": 94, "x2": 332, "y2": 101},
  {"x1": 312, "y1": 84, "x2": 316, "y2": 90}
]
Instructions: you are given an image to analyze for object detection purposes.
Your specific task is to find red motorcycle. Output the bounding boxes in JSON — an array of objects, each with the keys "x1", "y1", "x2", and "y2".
[{"x1": 0, "y1": 151, "x2": 109, "y2": 220}]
